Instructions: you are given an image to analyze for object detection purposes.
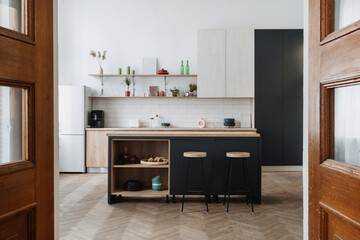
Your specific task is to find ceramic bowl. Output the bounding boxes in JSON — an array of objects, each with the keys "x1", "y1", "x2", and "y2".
[
  {"x1": 152, "y1": 183, "x2": 162, "y2": 191},
  {"x1": 224, "y1": 118, "x2": 235, "y2": 123},
  {"x1": 152, "y1": 175, "x2": 162, "y2": 183},
  {"x1": 161, "y1": 123, "x2": 171, "y2": 127},
  {"x1": 224, "y1": 122, "x2": 236, "y2": 127}
]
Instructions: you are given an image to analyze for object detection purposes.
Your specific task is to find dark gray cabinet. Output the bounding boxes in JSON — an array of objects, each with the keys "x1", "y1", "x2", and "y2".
[
  {"x1": 284, "y1": 30, "x2": 304, "y2": 98},
  {"x1": 283, "y1": 99, "x2": 303, "y2": 165},
  {"x1": 255, "y1": 98, "x2": 283, "y2": 165},
  {"x1": 255, "y1": 30, "x2": 283, "y2": 98},
  {"x1": 255, "y1": 29, "x2": 303, "y2": 166}
]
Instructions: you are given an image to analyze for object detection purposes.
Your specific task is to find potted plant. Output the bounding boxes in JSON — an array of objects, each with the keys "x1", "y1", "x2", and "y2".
[
  {"x1": 89, "y1": 50, "x2": 107, "y2": 74},
  {"x1": 123, "y1": 77, "x2": 131, "y2": 97},
  {"x1": 189, "y1": 84, "x2": 197, "y2": 96},
  {"x1": 170, "y1": 87, "x2": 179, "y2": 97}
]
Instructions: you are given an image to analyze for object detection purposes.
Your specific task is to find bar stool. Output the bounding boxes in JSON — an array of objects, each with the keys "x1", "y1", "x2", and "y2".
[
  {"x1": 223, "y1": 152, "x2": 254, "y2": 214},
  {"x1": 181, "y1": 152, "x2": 209, "y2": 213}
]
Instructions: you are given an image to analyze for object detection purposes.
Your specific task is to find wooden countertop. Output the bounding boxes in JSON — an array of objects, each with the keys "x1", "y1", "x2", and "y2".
[
  {"x1": 86, "y1": 127, "x2": 256, "y2": 132},
  {"x1": 97, "y1": 128, "x2": 260, "y2": 137}
]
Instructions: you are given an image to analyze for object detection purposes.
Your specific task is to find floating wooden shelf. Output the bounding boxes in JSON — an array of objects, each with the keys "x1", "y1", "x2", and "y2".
[
  {"x1": 113, "y1": 164, "x2": 169, "y2": 169},
  {"x1": 89, "y1": 74, "x2": 197, "y2": 78},
  {"x1": 112, "y1": 188, "x2": 169, "y2": 196},
  {"x1": 89, "y1": 96, "x2": 197, "y2": 99}
]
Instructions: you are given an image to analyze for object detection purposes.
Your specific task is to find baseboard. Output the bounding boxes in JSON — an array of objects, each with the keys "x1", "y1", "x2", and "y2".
[
  {"x1": 87, "y1": 167, "x2": 107, "y2": 173},
  {"x1": 262, "y1": 166, "x2": 302, "y2": 172}
]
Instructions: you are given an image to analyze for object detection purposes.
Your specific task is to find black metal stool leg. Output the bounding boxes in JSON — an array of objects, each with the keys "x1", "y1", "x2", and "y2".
[
  {"x1": 172, "y1": 195, "x2": 176, "y2": 203},
  {"x1": 181, "y1": 158, "x2": 190, "y2": 213},
  {"x1": 223, "y1": 157, "x2": 231, "y2": 206},
  {"x1": 226, "y1": 159, "x2": 233, "y2": 214},
  {"x1": 213, "y1": 195, "x2": 219, "y2": 203},
  {"x1": 242, "y1": 158, "x2": 254, "y2": 214},
  {"x1": 200, "y1": 157, "x2": 209, "y2": 213}
]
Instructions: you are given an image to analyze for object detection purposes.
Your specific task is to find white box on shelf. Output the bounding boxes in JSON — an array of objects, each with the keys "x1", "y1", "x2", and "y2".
[{"x1": 142, "y1": 57, "x2": 157, "y2": 74}]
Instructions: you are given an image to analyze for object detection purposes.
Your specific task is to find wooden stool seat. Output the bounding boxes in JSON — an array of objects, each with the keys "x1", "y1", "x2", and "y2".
[
  {"x1": 226, "y1": 152, "x2": 250, "y2": 158},
  {"x1": 183, "y1": 152, "x2": 207, "y2": 158}
]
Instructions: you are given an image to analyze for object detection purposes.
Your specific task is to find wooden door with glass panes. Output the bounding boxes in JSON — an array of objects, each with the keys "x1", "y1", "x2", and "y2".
[
  {"x1": 0, "y1": 0, "x2": 54, "y2": 239},
  {"x1": 309, "y1": 0, "x2": 360, "y2": 239}
]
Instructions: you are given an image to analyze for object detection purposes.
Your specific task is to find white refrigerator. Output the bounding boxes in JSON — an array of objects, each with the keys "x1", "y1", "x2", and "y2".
[{"x1": 59, "y1": 86, "x2": 91, "y2": 172}]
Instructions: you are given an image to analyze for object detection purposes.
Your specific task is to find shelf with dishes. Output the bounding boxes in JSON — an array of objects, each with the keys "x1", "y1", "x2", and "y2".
[{"x1": 109, "y1": 139, "x2": 171, "y2": 203}]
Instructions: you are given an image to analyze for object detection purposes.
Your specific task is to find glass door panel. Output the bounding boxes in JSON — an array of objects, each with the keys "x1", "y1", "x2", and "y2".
[
  {"x1": 0, "y1": 86, "x2": 28, "y2": 165},
  {"x1": 334, "y1": 84, "x2": 360, "y2": 167},
  {"x1": 334, "y1": 0, "x2": 360, "y2": 30},
  {"x1": 0, "y1": 0, "x2": 26, "y2": 33}
]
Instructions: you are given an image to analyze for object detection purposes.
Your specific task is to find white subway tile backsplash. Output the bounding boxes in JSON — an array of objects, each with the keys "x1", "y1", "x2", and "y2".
[{"x1": 93, "y1": 98, "x2": 253, "y2": 128}]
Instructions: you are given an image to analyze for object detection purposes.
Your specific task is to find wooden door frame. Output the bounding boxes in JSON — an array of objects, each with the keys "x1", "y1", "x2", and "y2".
[
  {"x1": 0, "y1": 0, "x2": 55, "y2": 238},
  {"x1": 309, "y1": 0, "x2": 360, "y2": 238}
]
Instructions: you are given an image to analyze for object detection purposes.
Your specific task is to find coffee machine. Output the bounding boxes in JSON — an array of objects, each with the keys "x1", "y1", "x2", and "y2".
[{"x1": 90, "y1": 110, "x2": 104, "y2": 128}]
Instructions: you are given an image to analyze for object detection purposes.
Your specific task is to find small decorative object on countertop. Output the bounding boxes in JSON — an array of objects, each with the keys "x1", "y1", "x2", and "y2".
[
  {"x1": 89, "y1": 50, "x2": 107, "y2": 74},
  {"x1": 161, "y1": 122, "x2": 171, "y2": 128},
  {"x1": 224, "y1": 118, "x2": 235, "y2": 123},
  {"x1": 118, "y1": 67, "x2": 122, "y2": 74},
  {"x1": 197, "y1": 118, "x2": 206, "y2": 128},
  {"x1": 132, "y1": 70, "x2": 135, "y2": 75},
  {"x1": 127, "y1": 66, "x2": 131, "y2": 74},
  {"x1": 154, "y1": 115, "x2": 160, "y2": 128},
  {"x1": 129, "y1": 119, "x2": 140, "y2": 128},
  {"x1": 224, "y1": 118, "x2": 235, "y2": 128}
]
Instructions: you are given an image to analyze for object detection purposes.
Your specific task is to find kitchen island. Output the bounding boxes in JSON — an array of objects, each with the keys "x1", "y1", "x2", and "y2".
[{"x1": 103, "y1": 128, "x2": 262, "y2": 204}]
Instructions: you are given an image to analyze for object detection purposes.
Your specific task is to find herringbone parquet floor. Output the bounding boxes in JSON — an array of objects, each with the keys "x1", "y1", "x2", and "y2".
[{"x1": 60, "y1": 172, "x2": 302, "y2": 240}]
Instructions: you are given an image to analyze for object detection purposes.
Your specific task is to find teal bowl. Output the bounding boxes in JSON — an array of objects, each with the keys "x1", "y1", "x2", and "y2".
[
  {"x1": 152, "y1": 183, "x2": 162, "y2": 191},
  {"x1": 152, "y1": 176, "x2": 162, "y2": 183}
]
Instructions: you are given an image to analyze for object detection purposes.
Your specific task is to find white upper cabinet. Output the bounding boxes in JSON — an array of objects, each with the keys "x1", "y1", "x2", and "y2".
[
  {"x1": 197, "y1": 29, "x2": 254, "y2": 98},
  {"x1": 226, "y1": 29, "x2": 254, "y2": 98},
  {"x1": 197, "y1": 29, "x2": 226, "y2": 98}
]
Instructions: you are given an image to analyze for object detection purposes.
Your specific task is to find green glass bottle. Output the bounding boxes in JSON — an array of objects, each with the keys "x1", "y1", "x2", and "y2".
[
  {"x1": 185, "y1": 60, "x2": 190, "y2": 75},
  {"x1": 180, "y1": 60, "x2": 184, "y2": 75}
]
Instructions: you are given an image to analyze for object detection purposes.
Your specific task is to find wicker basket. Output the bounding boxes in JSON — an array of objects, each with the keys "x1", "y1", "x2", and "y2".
[{"x1": 140, "y1": 154, "x2": 169, "y2": 165}]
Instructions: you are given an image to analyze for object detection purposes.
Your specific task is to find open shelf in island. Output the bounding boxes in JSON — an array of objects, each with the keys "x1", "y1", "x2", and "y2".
[{"x1": 109, "y1": 139, "x2": 170, "y2": 203}]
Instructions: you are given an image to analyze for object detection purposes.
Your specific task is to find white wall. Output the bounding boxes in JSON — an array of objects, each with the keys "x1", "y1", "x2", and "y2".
[{"x1": 59, "y1": 0, "x2": 304, "y2": 96}]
